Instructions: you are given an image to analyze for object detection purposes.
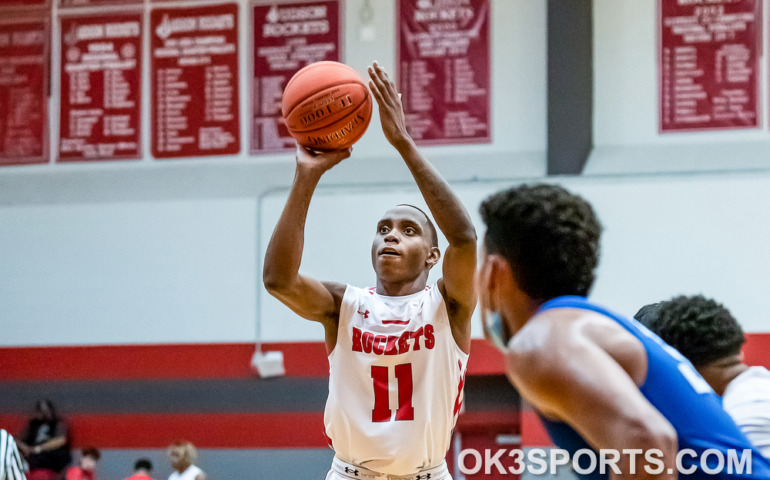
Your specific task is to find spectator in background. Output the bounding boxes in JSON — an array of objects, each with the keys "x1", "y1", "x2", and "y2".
[
  {"x1": 17, "y1": 399, "x2": 71, "y2": 480},
  {"x1": 65, "y1": 447, "x2": 100, "y2": 480},
  {"x1": 636, "y1": 295, "x2": 770, "y2": 458},
  {"x1": 123, "y1": 459, "x2": 154, "y2": 480},
  {"x1": 167, "y1": 442, "x2": 204, "y2": 480},
  {"x1": 1, "y1": 429, "x2": 27, "y2": 480}
]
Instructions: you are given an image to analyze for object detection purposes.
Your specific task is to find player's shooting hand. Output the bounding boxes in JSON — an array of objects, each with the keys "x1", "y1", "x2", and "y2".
[
  {"x1": 295, "y1": 144, "x2": 352, "y2": 174},
  {"x1": 368, "y1": 61, "x2": 411, "y2": 149}
]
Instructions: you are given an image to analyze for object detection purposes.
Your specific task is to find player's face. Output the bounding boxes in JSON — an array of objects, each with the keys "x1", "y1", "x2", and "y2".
[
  {"x1": 167, "y1": 447, "x2": 186, "y2": 470},
  {"x1": 35, "y1": 400, "x2": 53, "y2": 420},
  {"x1": 81, "y1": 455, "x2": 97, "y2": 471},
  {"x1": 371, "y1": 206, "x2": 435, "y2": 282}
]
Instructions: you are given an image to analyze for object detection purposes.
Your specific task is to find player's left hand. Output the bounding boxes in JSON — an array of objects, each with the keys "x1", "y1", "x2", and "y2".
[
  {"x1": 295, "y1": 144, "x2": 352, "y2": 174},
  {"x1": 368, "y1": 61, "x2": 410, "y2": 148}
]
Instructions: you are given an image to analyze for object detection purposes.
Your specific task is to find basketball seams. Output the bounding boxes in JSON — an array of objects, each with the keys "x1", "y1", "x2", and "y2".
[
  {"x1": 333, "y1": 98, "x2": 372, "y2": 146},
  {"x1": 293, "y1": 98, "x2": 372, "y2": 151},
  {"x1": 282, "y1": 79, "x2": 368, "y2": 116},
  {"x1": 281, "y1": 60, "x2": 373, "y2": 150},
  {"x1": 286, "y1": 84, "x2": 370, "y2": 132},
  {"x1": 282, "y1": 61, "x2": 366, "y2": 112},
  {"x1": 283, "y1": 61, "x2": 360, "y2": 89}
]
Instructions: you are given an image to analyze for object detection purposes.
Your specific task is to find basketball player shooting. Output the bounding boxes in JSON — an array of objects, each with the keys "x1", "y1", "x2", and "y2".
[{"x1": 263, "y1": 62, "x2": 477, "y2": 480}]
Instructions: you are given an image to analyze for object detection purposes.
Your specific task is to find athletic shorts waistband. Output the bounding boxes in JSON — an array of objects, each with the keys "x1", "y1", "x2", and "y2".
[{"x1": 331, "y1": 457, "x2": 450, "y2": 480}]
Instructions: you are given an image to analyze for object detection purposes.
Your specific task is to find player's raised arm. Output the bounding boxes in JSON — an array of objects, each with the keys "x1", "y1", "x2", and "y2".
[
  {"x1": 368, "y1": 61, "x2": 477, "y2": 352},
  {"x1": 263, "y1": 145, "x2": 350, "y2": 331}
]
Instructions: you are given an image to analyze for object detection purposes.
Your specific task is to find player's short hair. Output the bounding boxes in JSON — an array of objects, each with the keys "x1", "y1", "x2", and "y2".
[
  {"x1": 168, "y1": 440, "x2": 197, "y2": 464},
  {"x1": 396, "y1": 204, "x2": 439, "y2": 248},
  {"x1": 134, "y1": 458, "x2": 152, "y2": 471},
  {"x1": 635, "y1": 295, "x2": 745, "y2": 367},
  {"x1": 82, "y1": 446, "x2": 100, "y2": 460},
  {"x1": 480, "y1": 184, "x2": 601, "y2": 300}
]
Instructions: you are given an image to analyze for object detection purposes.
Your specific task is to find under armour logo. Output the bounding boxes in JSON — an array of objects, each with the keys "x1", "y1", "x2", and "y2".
[
  {"x1": 345, "y1": 467, "x2": 359, "y2": 476},
  {"x1": 358, "y1": 309, "x2": 369, "y2": 319},
  {"x1": 416, "y1": 475, "x2": 431, "y2": 480}
]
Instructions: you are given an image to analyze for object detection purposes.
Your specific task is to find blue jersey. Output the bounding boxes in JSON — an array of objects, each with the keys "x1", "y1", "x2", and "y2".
[{"x1": 537, "y1": 296, "x2": 770, "y2": 480}]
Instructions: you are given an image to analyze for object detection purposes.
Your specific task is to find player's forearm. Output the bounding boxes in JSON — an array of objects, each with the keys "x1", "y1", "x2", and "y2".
[
  {"x1": 16, "y1": 440, "x2": 31, "y2": 455},
  {"x1": 36, "y1": 436, "x2": 67, "y2": 452},
  {"x1": 610, "y1": 419, "x2": 678, "y2": 480},
  {"x1": 263, "y1": 167, "x2": 323, "y2": 291},
  {"x1": 394, "y1": 138, "x2": 476, "y2": 245}
]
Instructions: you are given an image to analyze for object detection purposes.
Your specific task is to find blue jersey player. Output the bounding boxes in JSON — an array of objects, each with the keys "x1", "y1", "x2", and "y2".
[{"x1": 477, "y1": 183, "x2": 770, "y2": 480}]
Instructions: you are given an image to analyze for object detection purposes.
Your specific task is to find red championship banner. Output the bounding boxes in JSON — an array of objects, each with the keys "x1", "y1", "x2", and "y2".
[
  {"x1": 59, "y1": 0, "x2": 142, "y2": 8},
  {"x1": 58, "y1": 14, "x2": 143, "y2": 161},
  {"x1": 659, "y1": 0, "x2": 760, "y2": 132},
  {"x1": 397, "y1": 0, "x2": 491, "y2": 145},
  {"x1": 0, "y1": 0, "x2": 49, "y2": 10},
  {"x1": 0, "y1": 19, "x2": 49, "y2": 165},
  {"x1": 151, "y1": 4, "x2": 241, "y2": 159},
  {"x1": 251, "y1": 0, "x2": 341, "y2": 154}
]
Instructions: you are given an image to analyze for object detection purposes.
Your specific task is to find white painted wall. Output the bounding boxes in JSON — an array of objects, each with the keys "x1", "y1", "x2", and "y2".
[
  {"x1": 3, "y1": 0, "x2": 770, "y2": 346},
  {"x1": 0, "y1": 199, "x2": 257, "y2": 346},
  {"x1": 5, "y1": 169, "x2": 768, "y2": 347},
  {"x1": 258, "y1": 171, "x2": 770, "y2": 343}
]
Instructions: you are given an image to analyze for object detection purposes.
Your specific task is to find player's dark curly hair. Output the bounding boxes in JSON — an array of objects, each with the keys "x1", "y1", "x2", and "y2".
[
  {"x1": 634, "y1": 295, "x2": 745, "y2": 367},
  {"x1": 480, "y1": 184, "x2": 602, "y2": 301}
]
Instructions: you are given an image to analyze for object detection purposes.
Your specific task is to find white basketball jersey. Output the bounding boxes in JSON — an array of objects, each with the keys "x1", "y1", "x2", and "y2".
[
  {"x1": 168, "y1": 465, "x2": 203, "y2": 480},
  {"x1": 324, "y1": 284, "x2": 469, "y2": 476},
  {"x1": 723, "y1": 366, "x2": 770, "y2": 459}
]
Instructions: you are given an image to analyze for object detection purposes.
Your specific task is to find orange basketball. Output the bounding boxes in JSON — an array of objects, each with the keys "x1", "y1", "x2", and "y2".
[{"x1": 282, "y1": 61, "x2": 373, "y2": 151}]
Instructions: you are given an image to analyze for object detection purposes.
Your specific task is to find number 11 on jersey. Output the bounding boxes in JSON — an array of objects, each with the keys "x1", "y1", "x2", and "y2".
[{"x1": 371, "y1": 363, "x2": 414, "y2": 422}]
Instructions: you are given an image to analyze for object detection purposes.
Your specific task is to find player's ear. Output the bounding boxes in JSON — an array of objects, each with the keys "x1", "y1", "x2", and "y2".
[
  {"x1": 426, "y1": 247, "x2": 440, "y2": 269},
  {"x1": 479, "y1": 254, "x2": 511, "y2": 312}
]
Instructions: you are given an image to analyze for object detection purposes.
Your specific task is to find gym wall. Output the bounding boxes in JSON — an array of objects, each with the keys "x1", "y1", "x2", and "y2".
[{"x1": 1, "y1": 1, "x2": 769, "y2": 479}]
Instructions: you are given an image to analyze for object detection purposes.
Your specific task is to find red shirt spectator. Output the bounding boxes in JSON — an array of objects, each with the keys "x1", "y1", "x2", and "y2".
[
  {"x1": 123, "y1": 458, "x2": 156, "y2": 480},
  {"x1": 125, "y1": 474, "x2": 155, "y2": 480},
  {"x1": 66, "y1": 466, "x2": 95, "y2": 480},
  {"x1": 65, "y1": 447, "x2": 100, "y2": 480}
]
